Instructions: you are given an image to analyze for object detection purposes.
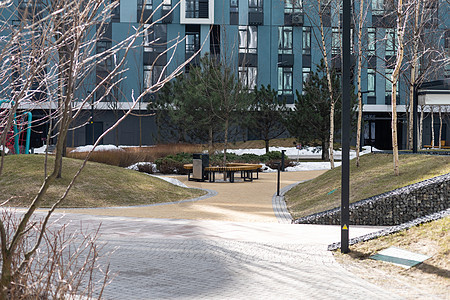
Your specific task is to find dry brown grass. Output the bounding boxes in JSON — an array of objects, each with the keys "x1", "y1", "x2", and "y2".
[
  {"x1": 334, "y1": 217, "x2": 449, "y2": 299},
  {"x1": 285, "y1": 153, "x2": 450, "y2": 219},
  {"x1": 67, "y1": 144, "x2": 203, "y2": 167},
  {"x1": 0, "y1": 155, "x2": 205, "y2": 208}
]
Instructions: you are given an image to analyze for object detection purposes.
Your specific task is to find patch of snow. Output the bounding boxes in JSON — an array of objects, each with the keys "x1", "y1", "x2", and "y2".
[
  {"x1": 126, "y1": 162, "x2": 159, "y2": 173},
  {"x1": 286, "y1": 161, "x2": 342, "y2": 171},
  {"x1": 148, "y1": 174, "x2": 188, "y2": 188},
  {"x1": 33, "y1": 145, "x2": 51, "y2": 154},
  {"x1": 71, "y1": 145, "x2": 125, "y2": 153},
  {"x1": 260, "y1": 164, "x2": 276, "y2": 173},
  {"x1": 0, "y1": 146, "x2": 9, "y2": 154}
]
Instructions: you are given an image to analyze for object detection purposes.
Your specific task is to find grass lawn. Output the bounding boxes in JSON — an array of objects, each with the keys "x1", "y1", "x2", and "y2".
[
  {"x1": 285, "y1": 153, "x2": 450, "y2": 219},
  {"x1": 334, "y1": 216, "x2": 449, "y2": 299},
  {"x1": 0, "y1": 155, "x2": 205, "y2": 208}
]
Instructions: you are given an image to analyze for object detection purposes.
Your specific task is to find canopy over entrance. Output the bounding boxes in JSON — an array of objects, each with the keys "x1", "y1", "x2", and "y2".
[{"x1": 418, "y1": 79, "x2": 450, "y2": 105}]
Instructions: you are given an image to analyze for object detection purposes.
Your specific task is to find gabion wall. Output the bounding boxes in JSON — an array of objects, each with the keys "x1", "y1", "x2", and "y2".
[{"x1": 293, "y1": 173, "x2": 450, "y2": 226}]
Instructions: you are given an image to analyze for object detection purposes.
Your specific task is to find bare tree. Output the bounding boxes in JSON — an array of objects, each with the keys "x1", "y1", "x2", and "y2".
[
  {"x1": 0, "y1": 0, "x2": 194, "y2": 297},
  {"x1": 354, "y1": 0, "x2": 370, "y2": 167}
]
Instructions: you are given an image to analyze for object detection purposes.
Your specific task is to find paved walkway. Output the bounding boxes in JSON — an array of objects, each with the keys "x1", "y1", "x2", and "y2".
[
  {"x1": 62, "y1": 171, "x2": 325, "y2": 222},
  {"x1": 43, "y1": 213, "x2": 399, "y2": 300},
  {"x1": 39, "y1": 170, "x2": 403, "y2": 299}
]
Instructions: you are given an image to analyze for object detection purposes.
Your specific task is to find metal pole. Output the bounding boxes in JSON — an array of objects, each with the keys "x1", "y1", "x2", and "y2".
[
  {"x1": 412, "y1": 83, "x2": 418, "y2": 153},
  {"x1": 341, "y1": 0, "x2": 350, "y2": 254},
  {"x1": 276, "y1": 162, "x2": 281, "y2": 196}
]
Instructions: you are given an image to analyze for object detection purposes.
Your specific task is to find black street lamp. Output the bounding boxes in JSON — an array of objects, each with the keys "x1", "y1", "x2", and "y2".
[{"x1": 341, "y1": 0, "x2": 351, "y2": 254}]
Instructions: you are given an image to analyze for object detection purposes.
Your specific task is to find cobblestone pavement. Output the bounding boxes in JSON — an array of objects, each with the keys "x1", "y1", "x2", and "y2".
[{"x1": 37, "y1": 212, "x2": 402, "y2": 300}]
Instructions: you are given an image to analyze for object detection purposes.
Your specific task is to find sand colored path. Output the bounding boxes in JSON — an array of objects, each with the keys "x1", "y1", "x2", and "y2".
[{"x1": 62, "y1": 170, "x2": 325, "y2": 222}]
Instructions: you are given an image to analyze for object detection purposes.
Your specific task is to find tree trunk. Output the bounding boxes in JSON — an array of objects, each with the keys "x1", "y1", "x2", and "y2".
[
  {"x1": 223, "y1": 117, "x2": 228, "y2": 166},
  {"x1": 329, "y1": 101, "x2": 335, "y2": 168},
  {"x1": 0, "y1": 255, "x2": 12, "y2": 299},
  {"x1": 391, "y1": 0, "x2": 404, "y2": 176},
  {"x1": 208, "y1": 126, "x2": 213, "y2": 153},
  {"x1": 265, "y1": 139, "x2": 270, "y2": 154},
  {"x1": 408, "y1": 0, "x2": 421, "y2": 150},
  {"x1": 317, "y1": 0, "x2": 335, "y2": 169},
  {"x1": 322, "y1": 139, "x2": 330, "y2": 161},
  {"x1": 392, "y1": 82, "x2": 399, "y2": 176},
  {"x1": 355, "y1": 0, "x2": 365, "y2": 167}
]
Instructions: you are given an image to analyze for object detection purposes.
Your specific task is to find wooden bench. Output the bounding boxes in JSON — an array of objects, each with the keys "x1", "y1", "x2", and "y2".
[
  {"x1": 423, "y1": 140, "x2": 450, "y2": 149},
  {"x1": 183, "y1": 163, "x2": 262, "y2": 183}
]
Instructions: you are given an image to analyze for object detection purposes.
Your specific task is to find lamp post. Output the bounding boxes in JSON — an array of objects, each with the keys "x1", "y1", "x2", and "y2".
[{"x1": 341, "y1": 0, "x2": 351, "y2": 254}]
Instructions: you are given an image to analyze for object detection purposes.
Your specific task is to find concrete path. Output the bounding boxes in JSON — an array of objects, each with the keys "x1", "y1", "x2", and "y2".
[
  {"x1": 33, "y1": 170, "x2": 403, "y2": 299},
  {"x1": 42, "y1": 213, "x2": 400, "y2": 300},
  {"x1": 61, "y1": 171, "x2": 325, "y2": 222}
]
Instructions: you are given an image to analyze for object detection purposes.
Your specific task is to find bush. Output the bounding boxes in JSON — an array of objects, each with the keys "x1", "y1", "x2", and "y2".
[{"x1": 155, "y1": 152, "x2": 192, "y2": 174}]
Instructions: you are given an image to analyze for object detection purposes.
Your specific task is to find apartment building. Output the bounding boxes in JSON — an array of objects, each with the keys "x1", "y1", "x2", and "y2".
[{"x1": 2, "y1": 0, "x2": 449, "y2": 149}]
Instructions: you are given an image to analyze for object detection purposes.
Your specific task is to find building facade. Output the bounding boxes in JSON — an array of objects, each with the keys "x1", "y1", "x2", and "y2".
[{"x1": 1, "y1": 0, "x2": 449, "y2": 149}]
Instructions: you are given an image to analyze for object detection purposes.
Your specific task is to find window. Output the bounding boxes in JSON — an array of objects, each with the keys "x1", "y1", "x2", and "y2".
[
  {"x1": 96, "y1": 41, "x2": 112, "y2": 71},
  {"x1": 278, "y1": 67, "x2": 293, "y2": 96},
  {"x1": 144, "y1": 65, "x2": 164, "y2": 89},
  {"x1": 372, "y1": 0, "x2": 383, "y2": 15},
  {"x1": 385, "y1": 68, "x2": 392, "y2": 96},
  {"x1": 249, "y1": 0, "x2": 263, "y2": 12},
  {"x1": 278, "y1": 26, "x2": 293, "y2": 55},
  {"x1": 163, "y1": 0, "x2": 171, "y2": 9},
  {"x1": 239, "y1": 26, "x2": 257, "y2": 54},
  {"x1": 284, "y1": 0, "x2": 302, "y2": 14},
  {"x1": 367, "y1": 68, "x2": 375, "y2": 97},
  {"x1": 239, "y1": 66, "x2": 257, "y2": 89},
  {"x1": 181, "y1": 0, "x2": 213, "y2": 23},
  {"x1": 144, "y1": 24, "x2": 167, "y2": 53},
  {"x1": 112, "y1": 0, "x2": 120, "y2": 21},
  {"x1": 137, "y1": 0, "x2": 152, "y2": 10},
  {"x1": 186, "y1": 32, "x2": 200, "y2": 57},
  {"x1": 302, "y1": 27, "x2": 311, "y2": 55},
  {"x1": 385, "y1": 28, "x2": 396, "y2": 56},
  {"x1": 185, "y1": 0, "x2": 209, "y2": 18},
  {"x1": 332, "y1": 27, "x2": 341, "y2": 56},
  {"x1": 367, "y1": 28, "x2": 376, "y2": 56},
  {"x1": 230, "y1": 0, "x2": 238, "y2": 12},
  {"x1": 302, "y1": 67, "x2": 310, "y2": 94}
]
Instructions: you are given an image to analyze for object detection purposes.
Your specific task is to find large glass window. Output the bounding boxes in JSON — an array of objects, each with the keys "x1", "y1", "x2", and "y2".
[
  {"x1": 302, "y1": 26, "x2": 311, "y2": 55},
  {"x1": 249, "y1": 0, "x2": 263, "y2": 12},
  {"x1": 367, "y1": 68, "x2": 376, "y2": 97},
  {"x1": 144, "y1": 24, "x2": 167, "y2": 53},
  {"x1": 186, "y1": 32, "x2": 200, "y2": 56},
  {"x1": 302, "y1": 67, "x2": 310, "y2": 94},
  {"x1": 332, "y1": 27, "x2": 340, "y2": 56},
  {"x1": 372, "y1": 0, "x2": 383, "y2": 15},
  {"x1": 385, "y1": 28, "x2": 396, "y2": 56},
  {"x1": 278, "y1": 67, "x2": 293, "y2": 96},
  {"x1": 385, "y1": 68, "x2": 393, "y2": 97},
  {"x1": 367, "y1": 28, "x2": 376, "y2": 56},
  {"x1": 278, "y1": 26, "x2": 293, "y2": 55},
  {"x1": 144, "y1": 65, "x2": 164, "y2": 89},
  {"x1": 239, "y1": 26, "x2": 257, "y2": 54},
  {"x1": 284, "y1": 0, "x2": 302, "y2": 14},
  {"x1": 137, "y1": 0, "x2": 152, "y2": 10},
  {"x1": 230, "y1": 0, "x2": 238, "y2": 12},
  {"x1": 239, "y1": 66, "x2": 257, "y2": 89},
  {"x1": 185, "y1": 0, "x2": 209, "y2": 18}
]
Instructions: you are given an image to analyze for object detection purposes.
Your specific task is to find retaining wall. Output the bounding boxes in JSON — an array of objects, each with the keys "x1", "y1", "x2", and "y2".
[{"x1": 293, "y1": 173, "x2": 450, "y2": 226}]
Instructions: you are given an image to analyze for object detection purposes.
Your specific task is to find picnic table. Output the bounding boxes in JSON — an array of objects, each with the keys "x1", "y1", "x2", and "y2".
[{"x1": 183, "y1": 163, "x2": 263, "y2": 183}]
